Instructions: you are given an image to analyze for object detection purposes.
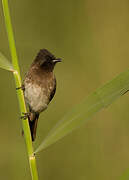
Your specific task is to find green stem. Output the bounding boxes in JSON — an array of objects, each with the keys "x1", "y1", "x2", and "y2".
[{"x1": 2, "y1": 0, "x2": 39, "y2": 179}]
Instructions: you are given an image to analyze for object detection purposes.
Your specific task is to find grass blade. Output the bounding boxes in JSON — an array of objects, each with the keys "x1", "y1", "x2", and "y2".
[
  {"x1": 120, "y1": 168, "x2": 129, "y2": 180},
  {"x1": 35, "y1": 69, "x2": 129, "y2": 153},
  {"x1": 0, "y1": 52, "x2": 13, "y2": 71}
]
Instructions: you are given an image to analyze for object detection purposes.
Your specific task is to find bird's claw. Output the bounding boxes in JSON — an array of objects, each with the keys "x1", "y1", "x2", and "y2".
[
  {"x1": 20, "y1": 112, "x2": 30, "y2": 120},
  {"x1": 16, "y1": 87, "x2": 21, "y2": 90},
  {"x1": 16, "y1": 86, "x2": 25, "y2": 91}
]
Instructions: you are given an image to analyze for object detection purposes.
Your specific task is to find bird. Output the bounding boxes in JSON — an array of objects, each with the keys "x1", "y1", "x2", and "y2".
[{"x1": 21, "y1": 49, "x2": 61, "y2": 141}]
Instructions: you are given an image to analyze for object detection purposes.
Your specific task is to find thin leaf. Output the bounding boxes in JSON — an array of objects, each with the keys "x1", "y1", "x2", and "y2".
[
  {"x1": 35, "y1": 69, "x2": 129, "y2": 153},
  {"x1": 120, "y1": 168, "x2": 129, "y2": 180},
  {"x1": 0, "y1": 52, "x2": 14, "y2": 71}
]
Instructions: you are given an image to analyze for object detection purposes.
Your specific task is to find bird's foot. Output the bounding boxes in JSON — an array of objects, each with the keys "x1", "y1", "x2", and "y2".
[
  {"x1": 21, "y1": 112, "x2": 30, "y2": 120},
  {"x1": 16, "y1": 85, "x2": 25, "y2": 91}
]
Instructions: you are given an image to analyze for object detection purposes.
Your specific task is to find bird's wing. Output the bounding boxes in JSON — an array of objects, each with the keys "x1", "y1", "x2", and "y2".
[{"x1": 49, "y1": 78, "x2": 56, "y2": 102}]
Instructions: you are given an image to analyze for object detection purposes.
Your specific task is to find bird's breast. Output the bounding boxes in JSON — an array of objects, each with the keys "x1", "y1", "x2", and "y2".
[{"x1": 24, "y1": 82, "x2": 49, "y2": 113}]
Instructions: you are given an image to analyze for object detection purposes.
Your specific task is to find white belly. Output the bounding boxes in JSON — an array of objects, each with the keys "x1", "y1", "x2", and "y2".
[{"x1": 24, "y1": 83, "x2": 48, "y2": 112}]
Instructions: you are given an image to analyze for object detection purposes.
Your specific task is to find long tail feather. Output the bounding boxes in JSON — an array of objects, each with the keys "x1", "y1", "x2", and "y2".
[{"x1": 29, "y1": 112, "x2": 39, "y2": 141}]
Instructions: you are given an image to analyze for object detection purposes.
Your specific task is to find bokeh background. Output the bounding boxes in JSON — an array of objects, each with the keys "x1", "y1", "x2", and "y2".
[{"x1": 0, "y1": 0, "x2": 129, "y2": 179}]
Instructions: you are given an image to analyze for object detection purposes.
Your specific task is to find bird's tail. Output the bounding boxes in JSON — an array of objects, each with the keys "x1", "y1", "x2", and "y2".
[{"x1": 29, "y1": 112, "x2": 39, "y2": 141}]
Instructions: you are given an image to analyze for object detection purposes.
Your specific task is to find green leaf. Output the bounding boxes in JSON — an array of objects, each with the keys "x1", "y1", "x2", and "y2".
[
  {"x1": 0, "y1": 52, "x2": 14, "y2": 71},
  {"x1": 35, "y1": 69, "x2": 129, "y2": 153},
  {"x1": 120, "y1": 168, "x2": 129, "y2": 180}
]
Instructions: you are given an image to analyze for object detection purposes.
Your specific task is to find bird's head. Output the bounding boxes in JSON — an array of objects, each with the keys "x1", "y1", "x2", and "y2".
[{"x1": 33, "y1": 49, "x2": 61, "y2": 71}]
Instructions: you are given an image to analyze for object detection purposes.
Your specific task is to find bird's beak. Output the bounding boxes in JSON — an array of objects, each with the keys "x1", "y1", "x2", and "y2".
[{"x1": 53, "y1": 58, "x2": 62, "y2": 63}]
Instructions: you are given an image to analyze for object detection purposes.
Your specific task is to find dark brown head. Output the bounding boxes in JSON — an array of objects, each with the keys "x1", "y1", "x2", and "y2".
[{"x1": 33, "y1": 49, "x2": 61, "y2": 71}]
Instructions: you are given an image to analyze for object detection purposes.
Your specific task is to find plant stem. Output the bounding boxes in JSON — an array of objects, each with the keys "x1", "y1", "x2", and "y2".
[{"x1": 1, "y1": 0, "x2": 39, "y2": 179}]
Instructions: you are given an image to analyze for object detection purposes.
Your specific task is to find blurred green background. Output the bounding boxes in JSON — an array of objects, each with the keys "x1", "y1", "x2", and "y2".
[{"x1": 0, "y1": 0, "x2": 129, "y2": 179}]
